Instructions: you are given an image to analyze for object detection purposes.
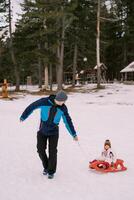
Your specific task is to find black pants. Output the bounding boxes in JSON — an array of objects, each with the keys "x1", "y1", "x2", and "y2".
[{"x1": 37, "y1": 132, "x2": 59, "y2": 175}]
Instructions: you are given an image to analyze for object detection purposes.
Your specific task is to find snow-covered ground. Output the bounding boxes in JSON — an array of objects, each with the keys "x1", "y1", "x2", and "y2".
[{"x1": 0, "y1": 83, "x2": 134, "y2": 200}]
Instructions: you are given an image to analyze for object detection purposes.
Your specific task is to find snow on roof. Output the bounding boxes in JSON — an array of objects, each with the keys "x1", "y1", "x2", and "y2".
[
  {"x1": 120, "y1": 61, "x2": 134, "y2": 73},
  {"x1": 94, "y1": 63, "x2": 107, "y2": 70}
]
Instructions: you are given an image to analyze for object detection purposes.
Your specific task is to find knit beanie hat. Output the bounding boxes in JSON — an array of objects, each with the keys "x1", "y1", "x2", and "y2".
[
  {"x1": 55, "y1": 90, "x2": 68, "y2": 102},
  {"x1": 104, "y1": 139, "x2": 111, "y2": 148}
]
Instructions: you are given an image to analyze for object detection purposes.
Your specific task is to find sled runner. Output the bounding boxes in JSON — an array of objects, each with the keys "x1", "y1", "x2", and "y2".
[{"x1": 89, "y1": 159, "x2": 127, "y2": 173}]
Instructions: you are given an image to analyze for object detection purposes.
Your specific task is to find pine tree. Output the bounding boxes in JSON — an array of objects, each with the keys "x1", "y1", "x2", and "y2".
[
  {"x1": 104, "y1": 0, "x2": 134, "y2": 80},
  {"x1": 64, "y1": 0, "x2": 97, "y2": 86},
  {"x1": 14, "y1": 0, "x2": 61, "y2": 89}
]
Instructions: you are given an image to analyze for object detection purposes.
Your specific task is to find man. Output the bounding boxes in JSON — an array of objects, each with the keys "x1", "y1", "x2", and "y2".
[{"x1": 20, "y1": 90, "x2": 78, "y2": 179}]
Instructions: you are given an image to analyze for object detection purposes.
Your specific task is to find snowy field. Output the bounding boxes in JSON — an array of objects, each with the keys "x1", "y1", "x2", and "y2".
[{"x1": 0, "y1": 83, "x2": 134, "y2": 200}]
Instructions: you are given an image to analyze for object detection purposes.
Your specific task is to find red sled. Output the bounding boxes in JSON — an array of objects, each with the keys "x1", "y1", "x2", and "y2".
[{"x1": 89, "y1": 159, "x2": 127, "y2": 173}]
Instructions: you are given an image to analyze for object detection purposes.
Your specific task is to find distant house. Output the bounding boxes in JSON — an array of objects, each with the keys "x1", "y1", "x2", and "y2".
[
  {"x1": 120, "y1": 62, "x2": 134, "y2": 81},
  {"x1": 63, "y1": 63, "x2": 107, "y2": 84}
]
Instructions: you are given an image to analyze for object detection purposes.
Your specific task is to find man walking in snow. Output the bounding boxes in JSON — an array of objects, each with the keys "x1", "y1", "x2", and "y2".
[{"x1": 20, "y1": 90, "x2": 78, "y2": 179}]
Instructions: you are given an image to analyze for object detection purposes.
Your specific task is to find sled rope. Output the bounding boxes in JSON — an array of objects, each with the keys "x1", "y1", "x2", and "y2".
[{"x1": 77, "y1": 141, "x2": 89, "y2": 161}]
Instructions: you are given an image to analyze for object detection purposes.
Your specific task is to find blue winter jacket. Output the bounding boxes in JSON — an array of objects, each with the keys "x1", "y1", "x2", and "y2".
[{"x1": 20, "y1": 95, "x2": 77, "y2": 137}]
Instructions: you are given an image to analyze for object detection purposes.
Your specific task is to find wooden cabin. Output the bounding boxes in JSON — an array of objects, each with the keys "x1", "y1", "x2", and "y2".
[{"x1": 120, "y1": 62, "x2": 134, "y2": 81}]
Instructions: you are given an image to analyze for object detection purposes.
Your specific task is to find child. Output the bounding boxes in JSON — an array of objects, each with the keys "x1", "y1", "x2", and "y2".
[
  {"x1": 98, "y1": 139, "x2": 116, "y2": 169},
  {"x1": 90, "y1": 140, "x2": 127, "y2": 171},
  {"x1": 90, "y1": 139, "x2": 116, "y2": 169}
]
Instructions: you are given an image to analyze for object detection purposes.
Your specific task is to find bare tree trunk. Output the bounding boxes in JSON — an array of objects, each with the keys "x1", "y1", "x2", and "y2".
[
  {"x1": 38, "y1": 58, "x2": 42, "y2": 88},
  {"x1": 72, "y1": 43, "x2": 78, "y2": 87},
  {"x1": 38, "y1": 43, "x2": 42, "y2": 88},
  {"x1": 56, "y1": 44, "x2": 60, "y2": 88},
  {"x1": 9, "y1": 0, "x2": 20, "y2": 91},
  {"x1": 44, "y1": 65, "x2": 49, "y2": 90},
  {"x1": 56, "y1": 44, "x2": 63, "y2": 90},
  {"x1": 57, "y1": 10, "x2": 65, "y2": 91},
  {"x1": 96, "y1": 0, "x2": 101, "y2": 89},
  {"x1": 43, "y1": 42, "x2": 49, "y2": 90},
  {"x1": 49, "y1": 63, "x2": 53, "y2": 91}
]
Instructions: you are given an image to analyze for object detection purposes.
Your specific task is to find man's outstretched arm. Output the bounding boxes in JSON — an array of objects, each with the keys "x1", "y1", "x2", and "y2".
[{"x1": 20, "y1": 98, "x2": 47, "y2": 121}]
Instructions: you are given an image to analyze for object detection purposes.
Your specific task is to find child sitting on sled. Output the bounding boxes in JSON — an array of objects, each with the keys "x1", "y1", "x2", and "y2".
[
  {"x1": 98, "y1": 139, "x2": 115, "y2": 169},
  {"x1": 89, "y1": 139, "x2": 127, "y2": 172},
  {"x1": 90, "y1": 139, "x2": 116, "y2": 169}
]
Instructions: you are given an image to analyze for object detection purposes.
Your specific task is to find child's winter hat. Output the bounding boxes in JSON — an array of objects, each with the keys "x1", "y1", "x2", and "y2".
[
  {"x1": 104, "y1": 139, "x2": 111, "y2": 148},
  {"x1": 55, "y1": 90, "x2": 68, "y2": 102}
]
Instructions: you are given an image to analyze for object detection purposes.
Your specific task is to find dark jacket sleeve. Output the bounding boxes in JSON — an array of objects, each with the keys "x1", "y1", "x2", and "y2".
[
  {"x1": 20, "y1": 98, "x2": 47, "y2": 121},
  {"x1": 62, "y1": 105, "x2": 77, "y2": 137}
]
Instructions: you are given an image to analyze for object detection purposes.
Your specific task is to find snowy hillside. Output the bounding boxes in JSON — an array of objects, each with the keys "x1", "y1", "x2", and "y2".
[{"x1": 0, "y1": 83, "x2": 134, "y2": 200}]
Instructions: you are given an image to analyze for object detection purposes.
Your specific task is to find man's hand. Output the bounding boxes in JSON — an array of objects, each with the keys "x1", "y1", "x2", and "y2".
[{"x1": 73, "y1": 135, "x2": 78, "y2": 141}]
